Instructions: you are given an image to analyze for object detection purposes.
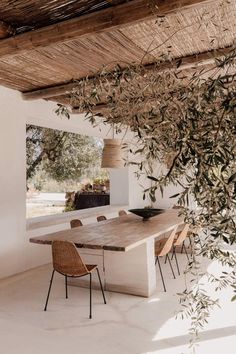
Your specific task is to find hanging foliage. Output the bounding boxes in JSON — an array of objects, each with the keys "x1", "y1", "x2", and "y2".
[{"x1": 55, "y1": 8, "x2": 236, "y2": 349}]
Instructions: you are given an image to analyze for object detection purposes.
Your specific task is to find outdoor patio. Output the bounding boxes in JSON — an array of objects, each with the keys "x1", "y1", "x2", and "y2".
[{"x1": 0, "y1": 1, "x2": 236, "y2": 353}]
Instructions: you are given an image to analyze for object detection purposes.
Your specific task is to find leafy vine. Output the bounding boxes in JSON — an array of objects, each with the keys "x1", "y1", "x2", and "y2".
[{"x1": 55, "y1": 2, "x2": 236, "y2": 350}]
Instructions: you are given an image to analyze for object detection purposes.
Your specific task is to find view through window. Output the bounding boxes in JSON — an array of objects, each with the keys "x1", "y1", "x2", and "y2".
[{"x1": 26, "y1": 124, "x2": 109, "y2": 218}]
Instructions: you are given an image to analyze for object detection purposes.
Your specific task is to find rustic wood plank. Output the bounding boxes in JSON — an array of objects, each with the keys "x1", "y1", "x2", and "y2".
[
  {"x1": 0, "y1": 0, "x2": 216, "y2": 59},
  {"x1": 72, "y1": 102, "x2": 109, "y2": 115},
  {"x1": 29, "y1": 209, "x2": 184, "y2": 252},
  {"x1": 22, "y1": 44, "x2": 233, "y2": 101}
]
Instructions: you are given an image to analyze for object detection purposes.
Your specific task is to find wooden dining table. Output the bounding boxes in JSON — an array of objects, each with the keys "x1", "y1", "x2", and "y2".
[{"x1": 29, "y1": 209, "x2": 184, "y2": 297}]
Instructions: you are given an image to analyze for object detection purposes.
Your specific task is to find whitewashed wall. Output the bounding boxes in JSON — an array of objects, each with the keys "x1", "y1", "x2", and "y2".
[
  {"x1": 0, "y1": 87, "x2": 139, "y2": 279},
  {"x1": 0, "y1": 86, "x2": 180, "y2": 279},
  {"x1": 0, "y1": 88, "x2": 26, "y2": 278}
]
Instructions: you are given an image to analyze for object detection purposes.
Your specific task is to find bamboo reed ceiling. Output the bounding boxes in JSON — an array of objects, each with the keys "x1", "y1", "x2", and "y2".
[
  {"x1": 0, "y1": 1, "x2": 125, "y2": 34},
  {"x1": 0, "y1": 0, "x2": 235, "y2": 107}
]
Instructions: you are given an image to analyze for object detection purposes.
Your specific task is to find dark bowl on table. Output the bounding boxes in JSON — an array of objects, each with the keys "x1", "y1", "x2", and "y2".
[{"x1": 128, "y1": 208, "x2": 165, "y2": 220}]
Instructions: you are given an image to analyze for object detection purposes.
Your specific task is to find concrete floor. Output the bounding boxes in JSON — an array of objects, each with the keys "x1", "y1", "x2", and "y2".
[{"x1": 0, "y1": 254, "x2": 235, "y2": 354}]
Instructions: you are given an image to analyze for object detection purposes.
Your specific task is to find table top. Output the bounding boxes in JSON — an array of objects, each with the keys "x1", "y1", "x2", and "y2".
[{"x1": 29, "y1": 209, "x2": 184, "y2": 252}]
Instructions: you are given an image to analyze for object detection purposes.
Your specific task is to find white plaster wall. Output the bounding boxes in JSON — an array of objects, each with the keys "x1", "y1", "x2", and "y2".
[
  {"x1": 128, "y1": 165, "x2": 151, "y2": 208},
  {"x1": 127, "y1": 156, "x2": 183, "y2": 209},
  {"x1": 0, "y1": 87, "x2": 139, "y2": 278},
  {"x1": 0, "y1": 86, "x2": 182, "y2": 279},
  {"x1": 154, "y1": 183, "x2": 183, "y2": 209}
]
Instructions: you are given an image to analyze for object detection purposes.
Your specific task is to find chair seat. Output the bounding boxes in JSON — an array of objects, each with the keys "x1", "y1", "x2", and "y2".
[
  {"x1": 60, "y1": 264, "x2": 97, "y2": 277},
  {"x1": 62, "y1": 264, "x2": 97, "y2": 277}
]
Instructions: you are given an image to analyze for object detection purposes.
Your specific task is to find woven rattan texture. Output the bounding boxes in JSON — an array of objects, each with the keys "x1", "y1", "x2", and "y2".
[
  {"x1": 70, "y1": 219, "x2": 83, "y2": 228},
  {"x1": 52, "y1": 240, "x2": 90, "y2": 276}
]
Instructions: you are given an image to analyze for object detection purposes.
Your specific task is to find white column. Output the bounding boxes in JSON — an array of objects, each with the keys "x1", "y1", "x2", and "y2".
[
  {"x1": 109, "y1": 167, "x2": 129, "y2": 205},
  {"x1": 0, "y1": 88, "x2": 27, "y2": 278}
]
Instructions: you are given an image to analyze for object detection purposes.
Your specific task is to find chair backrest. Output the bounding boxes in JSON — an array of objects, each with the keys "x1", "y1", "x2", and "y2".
[
  {"x1": 174, "y1": 224, "x2": 190, "y2": 246},
  {"x1": 52, "y1": 240, "x2": 88, "y2": 276},
  {"x1": 97, "y1": 215, "x2": 107, "y2": 222},
  {"x1": 70, "y1": 219, "x2": 83, "y2": 228},
  {"x1": 118, "y1": 210, "x2": 127, "y2": 216},
  {"x1": 158, "y1": 226, "x2": 178, "y2": 257}
]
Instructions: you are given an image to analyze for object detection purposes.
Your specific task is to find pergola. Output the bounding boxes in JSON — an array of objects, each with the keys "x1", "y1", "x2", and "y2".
[
  {"x1": 0, "y1": 3, "x2": 235, "y2": 353},
  {"x1": 0, "y1": 0, "x2": 235, "y2": 112}
]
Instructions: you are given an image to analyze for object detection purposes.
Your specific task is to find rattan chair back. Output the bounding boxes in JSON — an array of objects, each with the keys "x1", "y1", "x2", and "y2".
[
  {"x1": 70, "y1": 219, "x2": 83, "y2": 228},
  {"x1": 97, "y1": 215, "x2": 107, "y2": 222},
  {"x1": 174, "y1": 224, "x2": 190, "y2": 246},
  {"x1": 52, "y1": 240, "x2": 88, "y2": 277},
  {"x1": 158, "y1": 226, "x2": 178, "y2": 257},
  {"x1": 118, "y1": 210, "x2": 127, "y2": 216}
]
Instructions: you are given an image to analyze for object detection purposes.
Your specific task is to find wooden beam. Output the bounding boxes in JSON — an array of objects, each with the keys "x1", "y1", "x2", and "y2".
[
  {"x1": 1, "y1": 0, "x2": 215, "y2": 59},
  {"x1": 22, "y1": 45, "x2": 233, "y2": 101},
  {"x1": 71, "y1": 103, "x2": 109, "y2": 115},
  {"x1": 23, "y1": 82, "x2": 77, "y2": 100}
]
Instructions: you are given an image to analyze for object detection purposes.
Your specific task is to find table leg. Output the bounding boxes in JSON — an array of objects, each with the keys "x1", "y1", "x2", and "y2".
[{"x1": 104, "y1": 239, "x2": 156, "y2": 297}]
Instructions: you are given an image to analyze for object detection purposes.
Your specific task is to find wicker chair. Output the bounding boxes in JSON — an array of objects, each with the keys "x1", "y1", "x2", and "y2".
[
  {"x1": 155, "y1": 226, "x2": 178, "y2": 292},
  {"x1": 97, "y1": 215, "x2": 107, "y2": 222},
  {"x1": 44, "y1": 240, "x2": 106, "y2": 319},
  {"x1": 70, "y1": 219, "x2": 83, "y2": 228},
  {"x1": 118, "y1": 210, "x2": 127, "y2": 216},
  {"x1": 184, "y1": 226, "x2": 202, "y2": 255},
  {"x1": 171, "y1": 224, "x2": 190, "y2": 275}
]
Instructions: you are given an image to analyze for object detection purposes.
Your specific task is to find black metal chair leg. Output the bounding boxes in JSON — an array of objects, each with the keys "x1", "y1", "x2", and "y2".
[
  {"x1": 171, "y1": 244, "x2": 176, "y2": 260},
  {"x1": 180, "y1": 241, "x2": 184, "y2": 254},
  {"x1": 189, "y1": 236, "x2": 193, "y2": 257},
  {"x1": 164, "y1": 254, "x2": 168, "y2": 263},
  {"x1": 44, "y1": 270, "x2": 55, "y2": 311},
  {"x1": 65, "y1": 275, "x2": 68, "y2": 299},
  {"x1": 167, "y1": 254, "x2": 176, "y2": 279},
  {"x1": 156, "y1": 256, "x2": 166, "y2": 292},
  {"x1": 183, "y1": 242, "x2": 190, "y2": 261},
  {"x1": 173, "y1": 247, "x2": 180, "y2": 275},
  {"x1": 197, "y1": 235, "x2": 203, "y2": 247},
  {"x1": 96, "y1": 268, "x2": 106, "y2": 304},
  {"x1": 89, "y1": 273, "x2": 92, "y2": 319}
]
